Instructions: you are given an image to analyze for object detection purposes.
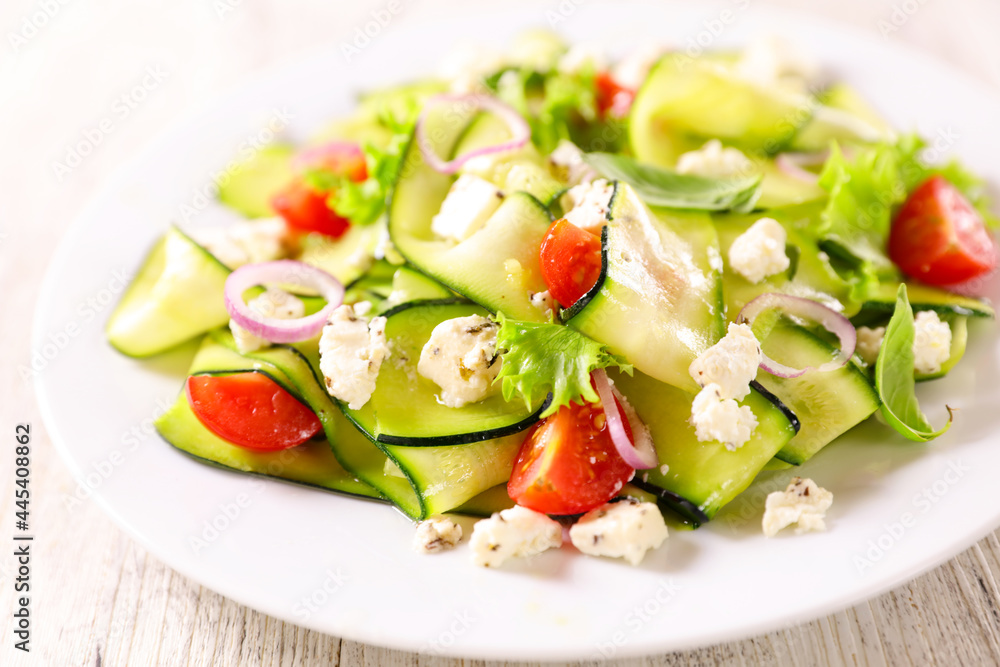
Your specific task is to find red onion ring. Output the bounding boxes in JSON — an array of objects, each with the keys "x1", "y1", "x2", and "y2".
[
  {"x1": 775, "y1": 153, "x2": 823, "y2": 183},
  {"x1": 592, "y1": 369, "x2": 658, "y2": 470},
  {"x1": 736, "y1": 293, "x2": 857, "y2": 379},
  {"x1": 224, "y1": 260, "x2": 344, "y2": 344},
  {"x1": 415, "y1": 93, "x2": 531, "y2": 174}
]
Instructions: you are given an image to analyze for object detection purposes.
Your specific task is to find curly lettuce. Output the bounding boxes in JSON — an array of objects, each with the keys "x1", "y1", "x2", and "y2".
[{"x1": 494, "y1": 315, "x2": 631, "y2": 418}]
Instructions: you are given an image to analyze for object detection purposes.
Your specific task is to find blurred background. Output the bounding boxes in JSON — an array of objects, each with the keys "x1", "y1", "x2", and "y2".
[{"x1": 3, "y1": 1, "x2": 1000, "y2": 665}]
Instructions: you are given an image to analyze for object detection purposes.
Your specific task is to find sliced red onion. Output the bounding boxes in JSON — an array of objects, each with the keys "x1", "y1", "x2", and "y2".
[
  {"x1": 775, "y1": 153, "x2": 822, "y2": 183},
  {"x1": 224, "y1": 260, "x2": 344, "y2": 343},
  {"x1": 292, "y1": 140, "x2": 363, "y2": 172},
  {"x1": 416, "y1": 93, "x2": 531, "y2": 174},
  {"x1": 736, "y1": 293, "x2": 857, "y2": 379},
  {"x1": 592, "y1": 369, "x2": 658, "y2": 470}
]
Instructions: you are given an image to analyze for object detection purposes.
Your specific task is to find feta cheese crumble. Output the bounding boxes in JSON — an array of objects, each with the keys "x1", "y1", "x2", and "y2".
[
  {"x1": 855, "y1": 325, "x2": 886, "y2": 366},
  {"x1": 529, "y1": 290, "x2": 555, "y2": 319},
  {"x1": 690, "y1": 384, "x2": 758, "y2": 451},
  {"x1": 190, "y1": 218, "x2": 288, "y2": 269},
  {"x1": 319, "y1": 303, "x2": 389, "y2": 410},
  {"x1": 548, "y1": 140, "x2": 596, "y2": 186},
  {"x1": 470, "y1": 505, "x2": 563, "y2": 567},
  {"x1": 727, "y1": 217, "x2": 790, "y2": 284},
  {"x1": 413, "y1": 517, "x2": 463, "y2": 554},
  {"x1": 762, "y1": 477, "x2": 833, "y2": 537},
  {"x1": 562, "y1": 178, "x2": 614, "y2": 233},
  {"x1": 569, "y1": 499, "x2": 668, "y2": 566},
  {"x1": 417, "y1": 315, "x2": 501, "y2": 408},
  {"x1": 431, "y1": 174, "x2": 504, "y2": 243},
  {"x1": 229, "y1": 288, "x2": 305, "y2": 354},
  {"x1": 688, "y1": 322, "x2": 762, "y2": 401},
  {"x1": 913, "y1": 310, "x2": 952, "y2": 375},
  {"x1": 675, "y1": 140, "x2": 755, "y2": 180}
]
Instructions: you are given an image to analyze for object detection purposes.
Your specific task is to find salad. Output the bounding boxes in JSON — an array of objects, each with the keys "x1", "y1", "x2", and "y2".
[{"x1": 106, "y1": 32, "x2": 998, "y2": 568}]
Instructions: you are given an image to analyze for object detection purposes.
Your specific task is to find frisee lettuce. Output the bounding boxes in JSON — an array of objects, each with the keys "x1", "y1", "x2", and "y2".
[{"x1": 494, "y1": 314, "x2": 632, "y2": 418}]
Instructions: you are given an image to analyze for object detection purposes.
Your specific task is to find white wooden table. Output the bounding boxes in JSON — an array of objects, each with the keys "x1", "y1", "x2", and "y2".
[{"x1": 3, "y1": 0, "x2": 1000, "y2": 664}]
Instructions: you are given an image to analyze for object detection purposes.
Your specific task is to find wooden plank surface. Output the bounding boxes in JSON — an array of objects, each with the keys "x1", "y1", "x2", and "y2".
[{"x1": 3, "y1": 0, "x2": 1000, "y2": 665}]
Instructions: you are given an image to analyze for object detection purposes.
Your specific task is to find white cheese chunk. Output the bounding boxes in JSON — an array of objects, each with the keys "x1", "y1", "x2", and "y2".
[
  {"x1": 856, "y1": 325, "x2": 886, "y2": 366},
  {"x1": 762, "y1": 477, "x2": 833, "y2": 537},
  {"x1": 319, "y1": 304, "x2": 389, "y2": 410},
  {"x1": 690, "y1": 384, "x2": 758, "y2": 451},
  {"x1": 430, "y1": 174, "x2": 504, "y2": 243},
  {"x1": 728, "y1": 217, "x2": 790, "y2": 284},
  {"x1": 413, "y1": 517, "x2": 463, "y2": 554},
  {"x1": 913, "y1": 310, "x2": 952, "y2": 375},
  {"x1": 417, "y1": 315, "x2": 500, "y2": 408},
  {"x1": 470, "y1": 505, "x2": 563, "y2": 567},
  {"x1": 562, "y1": 178, "x2": 614, "y2": 233},
  {"x1": 548, "y1": 140, "x2": 596, "y2": 186},
  {"x1": 569, "y1": 499, "x2": 668, "y2": 566},
  {"x1": 676, "y1": 140, "x2": 755, "y2": 180},
  {"x1": 688, "y1": 322, "x2": 762, "y2": 401},
  {"x1": 529, "y1": 290, "x2": 555, "y2": 319},
  {"x1": 229, "y1": 288, "x2": 305, "y2": 354},
  {"x1": 190, "y1": 218, "x2": 288, "y2": 269}
]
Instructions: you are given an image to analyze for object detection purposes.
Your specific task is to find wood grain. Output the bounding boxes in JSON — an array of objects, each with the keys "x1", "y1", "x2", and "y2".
[{"x1": 3, "y1": 0, "x2": 1000, "y2": 665}]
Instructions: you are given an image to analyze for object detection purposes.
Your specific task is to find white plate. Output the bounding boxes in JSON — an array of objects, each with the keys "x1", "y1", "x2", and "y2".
[{"x1": 35, "y1": 3, "x2": 1000, "y2": 661}]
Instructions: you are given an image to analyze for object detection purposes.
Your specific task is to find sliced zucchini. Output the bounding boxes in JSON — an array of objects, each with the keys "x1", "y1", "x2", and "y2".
[
  {"x1": 378, "y1": 266, "x2": 455, "y2": 312},
  {"x1": 297, "y1": 221, "x2": 384, "y2": 285},
  {"x1": 343, "y1": 300, "x2": 546, "y2": 445},
  {"x1": 613, "y1": 369, "x2": 799, "y2": 524},
  {"x1": 217, "y1": 144, "x2": 294, "y2": 218},
  {"x1": 565, "y1": 183, "x2": 725, "y2": 392},
  {"x1": 106, "y1": 226, "x2": 232, "y2": 357},
  {"x1": 452, "y1": 483, "x2": 515, "y2": 517},
  {"x1": 863, "y1": 282, "x2": 994, "y2": 318},
  {"x1": 753, "y1": 321, "x2": 880, "y2": 465},
  {"x1": 790, "y1": 83, "x2": 889, "y2": 152}
]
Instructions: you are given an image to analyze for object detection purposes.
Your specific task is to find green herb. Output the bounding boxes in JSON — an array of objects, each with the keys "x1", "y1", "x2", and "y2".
[
  {"x1": 494, "y1": 315, "x2": 632, "y2": 418},
  {"x1": 582, "y1": 152, "x2": 762, "y2": 212},
  {"x1": 874, "y1": 284, "x2": 953, "y2": 441}
]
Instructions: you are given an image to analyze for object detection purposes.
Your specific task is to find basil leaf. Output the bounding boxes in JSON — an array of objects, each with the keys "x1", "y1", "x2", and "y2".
[
  {"x1": 874, "y1": 284, "x2": 953, "y2": 441},
  {"x1": 582, "y1": 152, "x2": 762, "y2": 212}
]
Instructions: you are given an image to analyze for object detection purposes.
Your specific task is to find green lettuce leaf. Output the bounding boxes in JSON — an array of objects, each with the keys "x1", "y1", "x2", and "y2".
[
  {"x1": 495, "y1": 315, "x2": 632, "y2": 418},
  {"x1": 584, "y1": 152, "x2": 762, "y2": 212},
  {"x1": 874, "y1": 284, "x2": 953, "y2": 441}
]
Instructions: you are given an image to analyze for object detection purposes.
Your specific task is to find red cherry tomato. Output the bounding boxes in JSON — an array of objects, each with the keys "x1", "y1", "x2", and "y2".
[
  {"x1": 539, "y1": 218, "x2": 604, "y2": 309},
  {"x1": 888, "y1": 175, "x2": 997, "y2": 287},
  {"x1": 508, "y1": 390, "x2": 634, "y2": 516},
  {"x1": 271, "y1": 142, "x2": 367, "y2": 239},
  {"x1": 186, "y1": 373, "x2": 322, "y2": 451},
  {"x1": 595, "y1": 71, "x2": 635, "y2": 118}
]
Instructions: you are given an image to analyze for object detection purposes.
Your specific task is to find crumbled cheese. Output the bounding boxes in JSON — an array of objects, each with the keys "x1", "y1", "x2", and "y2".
[
  {"x1": 659, "y1": 464, "x2": 670, "y2": 476},
  {"x1": 319, "y1": 304, "x2": 389, "y2": 410},
  {"x1": 190, "y1": 218, "x2": 288, "y2": 269},
  {"x1": 856, "y1": 325, "x2": 886, "y2": 366},
  {"x1": 413, "y1": 516, "x2": 463, "y2": 554},
  {"x1": 727, "y1": 217, "x2": 790, "y2": 284},
  {"x1": 690, "y1": 384, "x2": 758, "y2": 451},
  {"x1": 373, "y1": 224, "x2": 405, "y2": 265},
  {"x1": 529, "y1": 290, "x2": 555, "y2": 319},
  {"x1": 562, "y1": 178, "x2": 614, "y2": 232},
  {"x1": 557, "y1": 42, "x2": 607, "y2": 76},
  {"x1": 675, "y1": 140, "x2": 755, "y2": 180},
  {"x1": 735, "y1": 36, "x2": 821, "y2": 88},
  {"x1": 688, "y1": 322, "x2": 762, "y2": 401},
  {"x1": 913, "y1": 310, "x2": 952, "y2": 375},
  {"x1": 417, "y1": 315, "x2": 501, "y2": 408},
  {"x1": 569, "y1": 499, "x2": 668, "y2": 566},
  {"x1": 548, "y1": 140, "x2": 597, "y2": 186},
  {"x1": 430, "y1": 174, "x2": 504, "y2": 243},
  {"x1": 439, "y1": 44, "x2": 506, "y2": 93},
  {"x1": 611, "y1": 42, "x2": 666, "y2": 91},
  {"x1": 229, "y1": 288, "x2": 305, "y2": 354},
  {"x1": 762, "y1": 477, "x2": 833, "y2": 537},
  {"x1": 470, "y1": 505, "x2": 563, "y2": 567}
]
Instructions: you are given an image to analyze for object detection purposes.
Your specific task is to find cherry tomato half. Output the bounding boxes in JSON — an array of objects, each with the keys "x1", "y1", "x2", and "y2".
[
  {"x1": 539, "y1": 218, "x2": 604, "y2": 309},
  {"x1": 186, "y1": 373, "x2": 322, "y2": 451},
  {"x1": 595, "y1": 71, "x2": 635, "y2": 118}
]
